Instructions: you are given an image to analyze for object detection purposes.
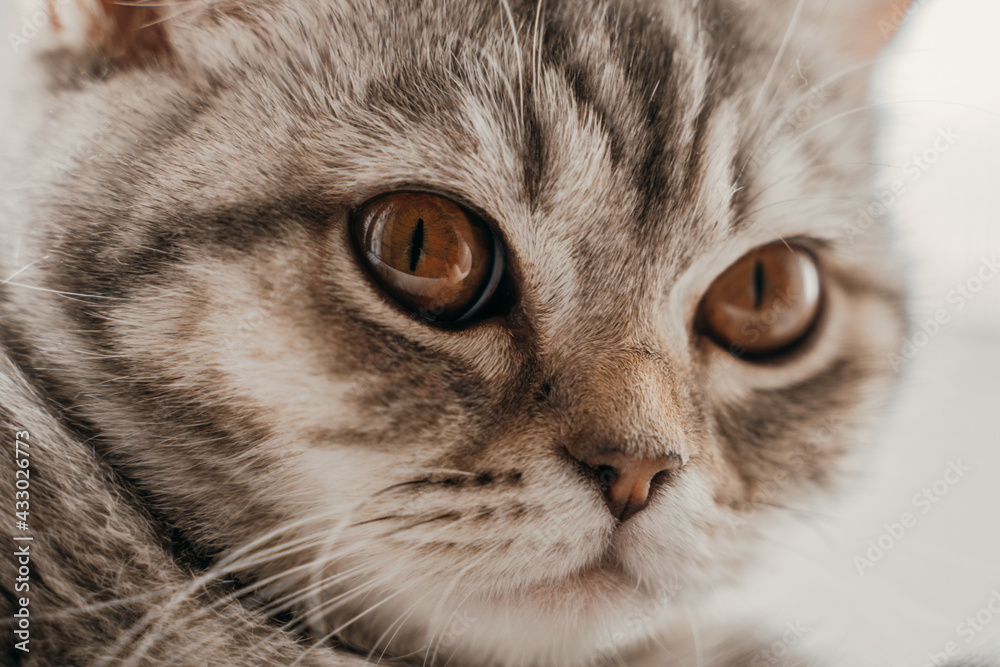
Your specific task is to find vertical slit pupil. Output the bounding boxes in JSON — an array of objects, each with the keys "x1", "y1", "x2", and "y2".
[
  {"x1": 752, "y1": 259, "x2": 765, "y2": 310},
  {"x1": 409, "y1": 218, "x2": 425, "y2": 272}
]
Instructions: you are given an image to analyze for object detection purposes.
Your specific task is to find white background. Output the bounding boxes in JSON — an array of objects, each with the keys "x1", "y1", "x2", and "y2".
[{"x1": 850, "y1": 0, "x2": 1000, "y2": 658}]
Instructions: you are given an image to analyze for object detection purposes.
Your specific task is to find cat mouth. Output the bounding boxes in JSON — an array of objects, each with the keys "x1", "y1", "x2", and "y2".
[
  {"x1": 516, "y1": 566, "x2": 664, "y2": 624},
  {"x1": 508, "y1": 548, "x2": 640, "y2": 610}
]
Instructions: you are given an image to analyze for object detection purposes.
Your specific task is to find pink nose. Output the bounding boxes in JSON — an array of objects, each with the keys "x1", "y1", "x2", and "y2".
[{"x1": 579, "y1": 451, "x2": 684, "y2": 522}]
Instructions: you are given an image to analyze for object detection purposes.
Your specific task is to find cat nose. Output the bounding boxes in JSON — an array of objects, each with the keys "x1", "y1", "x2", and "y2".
[{"x1": 577, "y1": 451, "x2": 684, "y2": 523}]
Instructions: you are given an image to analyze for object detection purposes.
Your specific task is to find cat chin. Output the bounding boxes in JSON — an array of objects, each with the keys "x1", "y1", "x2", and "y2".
[
  {"x1": 305, "y1": 525, "x2": 741, "y2": 667},
  {"x1": 321, "y1": 571, "x2": 677, "y2": 667}
]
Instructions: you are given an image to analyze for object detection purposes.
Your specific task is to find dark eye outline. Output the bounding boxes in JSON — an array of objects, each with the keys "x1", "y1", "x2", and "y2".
[
  {"x1": 694, "y1": 241, "x2": 826, "y2": 362},
  {"x1": 348, "y1": 190, "x2": 510, "y2": 327}
]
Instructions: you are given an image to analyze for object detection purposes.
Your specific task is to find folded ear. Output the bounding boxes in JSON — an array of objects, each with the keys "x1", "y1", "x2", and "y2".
[
  {"x1": 42, "y1": 0, "x2": 173, "y2": 66},
  {"x1": 87, "y1": 0, "x2": 173, "y2": 65},
  {"x1": 827, "y1": 0, "x2": 915, "y2": 59}
]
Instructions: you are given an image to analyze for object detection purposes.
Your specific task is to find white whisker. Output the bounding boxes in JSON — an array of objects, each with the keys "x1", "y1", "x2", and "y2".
[{"x1": 499, "y1": 0, "x2": 525, "y2": 125}]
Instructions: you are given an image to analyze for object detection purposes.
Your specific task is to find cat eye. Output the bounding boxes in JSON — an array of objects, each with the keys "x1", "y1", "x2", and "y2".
[
  {"x1": 352, "y1": 192, "x2": 504, "y2": 324},
  {"x1": 697, "y1": 243, "x2": 821, "y2": 357}
]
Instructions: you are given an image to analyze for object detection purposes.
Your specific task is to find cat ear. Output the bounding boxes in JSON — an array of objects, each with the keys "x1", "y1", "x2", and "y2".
[
  {"x1": 828, "y1": 0, "x2": 915, "y2": 58},
  {"x1": 87, "y1": 0, "x2": 173, "y2": 65},
  {"x1": 42, "y1": 0, "x2": 173, "y2": 66}
]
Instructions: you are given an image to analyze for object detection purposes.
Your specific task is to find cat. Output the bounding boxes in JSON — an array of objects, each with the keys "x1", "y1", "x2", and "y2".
[{"x1": 0, "y1": 0, "x2": 961, "y2": 665}]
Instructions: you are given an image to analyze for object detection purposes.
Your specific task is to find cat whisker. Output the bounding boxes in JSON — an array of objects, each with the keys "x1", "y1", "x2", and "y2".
[
  {"x1": 370, "y1": 479, "x2": 428, "y2": 498},
  {"x1": 97, "y1": 591, "x2": 198, "y2": 666},
  {"x1": 381, "y1": 512, "x2": 465, "y2": 537},
  {"x1": 777, "y1": 98, "x2": 1000, "y2": 165},
  {"x1": 736, "y1": 51, "x2": 910, "y2": 183},
  {"x1": 425, "y1": 468, "x2": 479, "y2": 477},
  {"x1": 205, "y1": 506, "x2": 362, "y2": 574},
  {"x1": 368, "y1": 593, "x2": 431, "y2": 664},
  {"x1": 424, "y1": 550, "x2": 499, "y2": 667},
  {"x1": 728, "y1": 171, "x2": 802, "y2": 224},
  {"x1": 730, "y1": 160, "x2": 870, "y2": 229},
  {"x1": 111, "y1": 0, "x2": 205, "y2": 30},
  {"x1": 200, "y1": 554, "x2": 360, "y2": 620},
  {"x1": 461, "y1": 39, "x2": 521, "y2": 131},
  {"x1": 737, "y1": 0, "x2": 807, "y2": 166},
  {"x1": 351, "y1": 513, "x2": 405, "y2": 527},
  {"x1": 366, "y1": 468, "x2": 484, "y2": 500},
  {"x1": 531, "y1": 0, "x2": 546, "y2": 90},
  {"x1": 29, "y1": 587, "x2": 174, "y2": 622},
  {"x1": 1, "y1": 280, "x2": 120, "y2": 300},
  {"x1": 291, "y1": 571, "x2": 416, "y2": 664},
  {"x1": 197, "y1": 524, "x2": 361, "y2": 592},
  {"x1": 767, "y1": 53, "x2": 894, "y2": 124},
  {"x1": 0, "y1": 257, "x2": 47, "y2": 285},
  {"x1": 110, "y1": 0, "x2": 198, "y2": 6},
  {"x1": 163, "y1": 561, "x2": 378, "y2": 666},
  {"x1": 288, "y1": 508, "x2": 507, "y2": 640},
  {"x1": 738, "y1": 195, "x2": 855, "y2": 227},
  {"x1": 259, "y1": 562, "x2": 373, "y2": 620},
  {"x1": 96, "y1": 510, "x2": 357, "y2": 663},
  {"x1": 498, "y1": 0, "x2": 525, "y2": 126},
  {"x1": 298, "y1": 595, "x2": 408, "y2": 666},
  {"x1": 163, "y1": 605, "x2": 285, "y2": 667}
]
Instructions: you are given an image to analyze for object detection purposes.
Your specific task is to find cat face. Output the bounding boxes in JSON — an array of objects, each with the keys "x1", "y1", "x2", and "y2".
[{"x1": 5, "y1": 0, "x2": 908, "y2": 663}]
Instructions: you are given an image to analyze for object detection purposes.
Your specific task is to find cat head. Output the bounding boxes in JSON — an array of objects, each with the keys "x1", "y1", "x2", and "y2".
[{"x1": 5, "y1": 0, "x2": 911, "y2": 663}]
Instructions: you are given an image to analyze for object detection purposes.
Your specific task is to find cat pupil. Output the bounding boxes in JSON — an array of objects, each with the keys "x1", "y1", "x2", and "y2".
[
  {"x1": 752, "y1": 259, "x2": 765, "y2": 310},
  {"x1": 409, "y1": 218, "x2": 425, "y2": 272}
]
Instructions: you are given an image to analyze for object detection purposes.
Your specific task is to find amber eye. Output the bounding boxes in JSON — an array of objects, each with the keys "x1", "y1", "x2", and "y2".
[
  {"x1": 352, "y1": 192, "x2": 504, "y2": 323},
  {"x1": 697, "y1": 242, "x2": 822, "y2": 357}
]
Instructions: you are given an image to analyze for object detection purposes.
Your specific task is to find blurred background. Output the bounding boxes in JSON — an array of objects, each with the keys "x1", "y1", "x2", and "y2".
[{"x1": 849, "y1": 0, "x2": 1000, "y2": 656}]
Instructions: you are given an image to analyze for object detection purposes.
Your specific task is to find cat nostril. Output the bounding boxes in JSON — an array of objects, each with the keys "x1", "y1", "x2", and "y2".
[{"x1": 578, "y1": 452, "x2": 684, "y2": 523}]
